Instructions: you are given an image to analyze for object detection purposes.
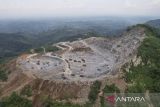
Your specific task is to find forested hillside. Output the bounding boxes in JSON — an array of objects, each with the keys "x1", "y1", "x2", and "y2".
[{"x1": 0, "y1": 19, "x2": 130, "y2": 62}]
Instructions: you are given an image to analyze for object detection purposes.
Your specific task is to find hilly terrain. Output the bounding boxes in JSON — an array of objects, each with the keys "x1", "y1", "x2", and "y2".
[
  {"x1": 0, "y1": 18, "x2": 160, "y2": 107},
  {"x1": 146, "y1": 19, "x2": 160, "y2": 28},
  {"x1": 0, "y1": 24, "x2": 156, "y2": 107},
  {"x1": 146, "y1": 19, "x2": 160, "y2": 35},
  {"x1": 0, "y1": 33, "x2": 34, "y2": 62},
  {"x1": 0, "y1": 17, "x2": 150, "y2": 62}
]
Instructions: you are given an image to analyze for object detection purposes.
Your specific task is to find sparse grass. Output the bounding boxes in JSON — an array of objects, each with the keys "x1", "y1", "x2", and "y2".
[
  {"x1": 1, "y1": 92, "x2": 32, "y2": 107},
  {"x1": 34, "y1": 45, "x2": 60, "y2": 53},
  {"x1": 0, "y1": 56, "x2": 17, "y2": 81},
  {"x1": 0, "y1": 69, "x2": 8, "y2": 81},
  {"x1": 45, "y1": 45, "x2": 59, "y2": 52},
  {"x1": 34, "y1": 47, "x2": 44, "y2": 53},
  {"x1": 20, "y1": 85, "x2": 32, "y2": 97},
  {"x1": 88, "y1": 81, "x2": 101, "y2": 104},
  {"x1": 43, "y1": 98, "x2": 81, "y2": 107},
  {"x1": 103, "y1": 84, "x2": 120, "y2": 93}
]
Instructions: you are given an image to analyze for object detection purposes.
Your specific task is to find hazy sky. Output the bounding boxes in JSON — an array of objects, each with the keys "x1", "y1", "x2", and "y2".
[{"x1": 0, "y1": 0, "x2": 160, "y2": 19}]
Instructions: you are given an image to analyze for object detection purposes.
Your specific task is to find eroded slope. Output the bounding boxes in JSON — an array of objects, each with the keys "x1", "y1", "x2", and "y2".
[{"x1": 16, "y1": 27, "x2": 146, "y2": 82}]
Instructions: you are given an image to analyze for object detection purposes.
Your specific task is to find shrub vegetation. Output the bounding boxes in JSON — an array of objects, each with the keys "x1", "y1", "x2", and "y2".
[{"x1": 124, "y1": 24, "x2": 160, "y2": 93}]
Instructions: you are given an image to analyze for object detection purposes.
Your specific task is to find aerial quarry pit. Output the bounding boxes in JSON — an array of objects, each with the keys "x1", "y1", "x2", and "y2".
[
  {"x1": 17, "y1": 27, "x2": 146, "y2": 82},
  {"x1": 0, "y1": 27, "x2": 147, "y2": 106}
]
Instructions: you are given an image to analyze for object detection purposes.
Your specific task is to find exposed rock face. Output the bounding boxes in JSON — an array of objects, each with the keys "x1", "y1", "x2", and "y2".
[
  {"x1": 0, "y1": 27, "x2": 146, "y2": 105},
  {"x1": 16, "y1": 27, "x2": 146, "y2": 82}
]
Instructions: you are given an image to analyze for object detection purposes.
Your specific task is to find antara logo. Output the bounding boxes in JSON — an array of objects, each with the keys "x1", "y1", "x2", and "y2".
[{"x1": 106, "y1": 95, "x2": 146, "y2": 105}]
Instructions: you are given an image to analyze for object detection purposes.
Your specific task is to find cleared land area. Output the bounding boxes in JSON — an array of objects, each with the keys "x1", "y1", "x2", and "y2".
[{"x1": 16, "y1": 27, "x2": 146, "y2": 82}]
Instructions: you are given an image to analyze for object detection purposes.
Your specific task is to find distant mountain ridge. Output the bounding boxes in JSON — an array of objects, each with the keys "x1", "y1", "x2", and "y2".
[
  {"x1": 0, "y1": 17, "x2": 155, "y2": 61},
  {"x1": 0, "y1": 33, "x2": 33, "y2": 60},
  {"x1": 0, "y1": 18, "x2": 130, "y2": 60},
  {"x1": 146, "y1": 19, "x2": 160, "y2": 28}
]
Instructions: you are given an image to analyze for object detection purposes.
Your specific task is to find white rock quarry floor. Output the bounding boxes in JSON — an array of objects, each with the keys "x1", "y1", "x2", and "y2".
[{"x1": 16, "y1": 28, "x2": 146, "y2": 82}]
